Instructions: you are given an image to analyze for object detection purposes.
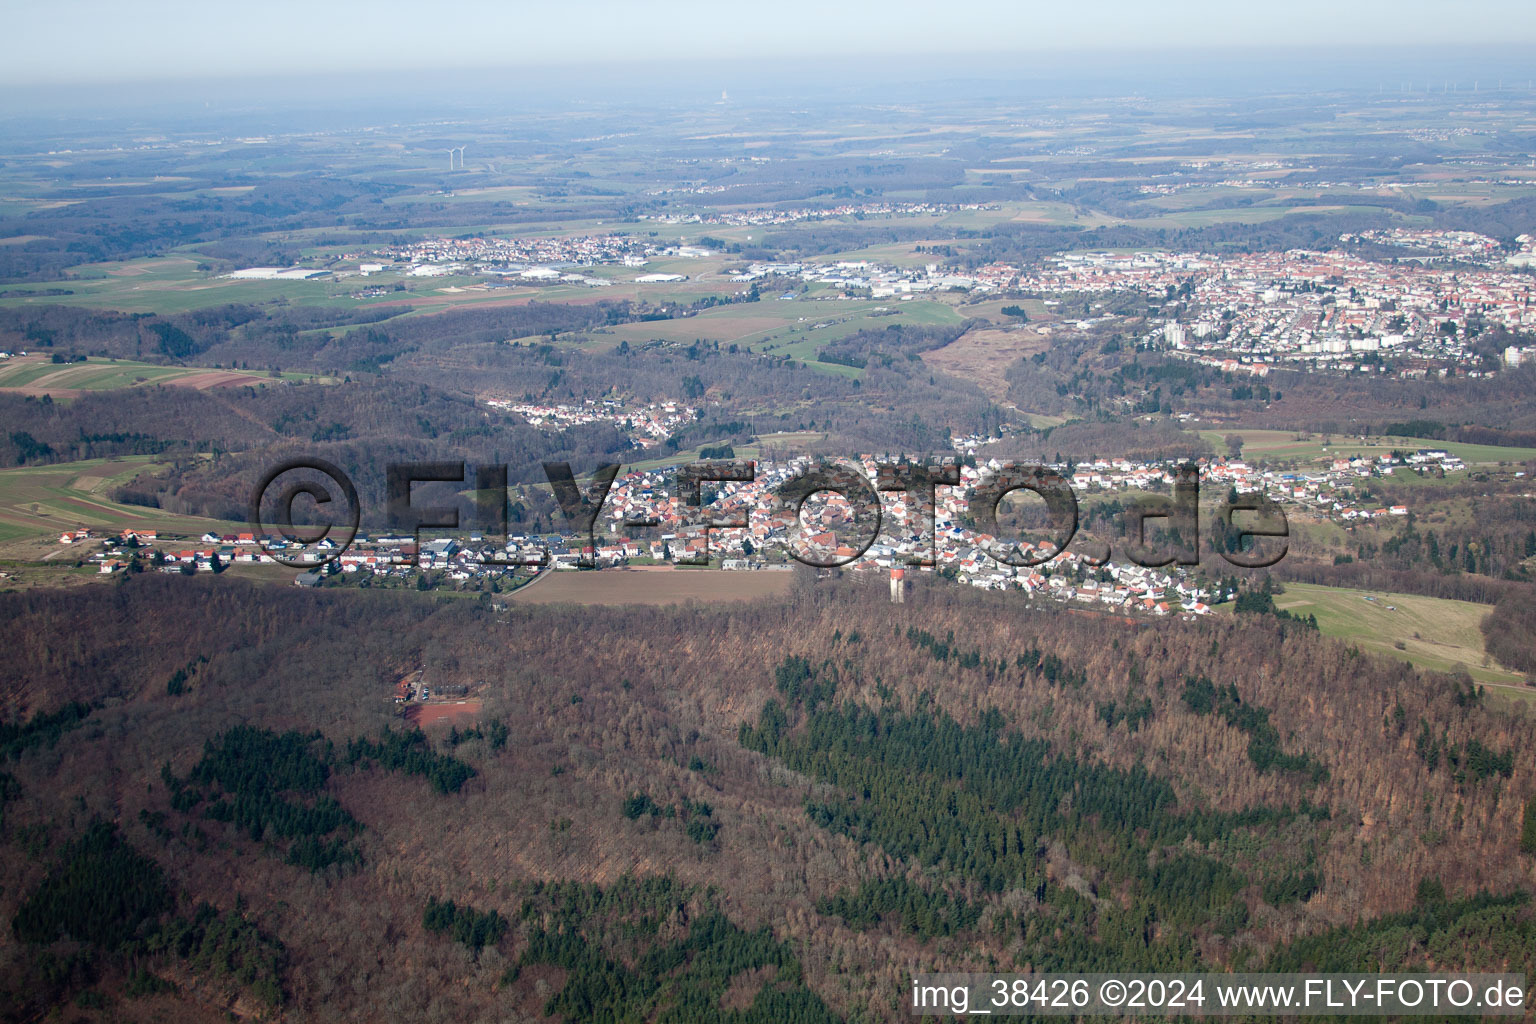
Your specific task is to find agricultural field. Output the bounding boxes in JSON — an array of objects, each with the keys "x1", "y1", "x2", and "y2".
[
  {"x1": 749, "y1": 430, "x2": 831, "y2": 450},
  {"x1": 1272, "y1": 581, "x2": 1530, "y2": 694},
  {"x1": 1201, "y1": 429, "x2": 1536, "y2": 467},
  {"x1": 512, "y1": 565, "x2": 793, "y2": 606},
  {"x1": 750, "y1": 299, "x2": 964, "y2": 369},
  {"x1": 599, "y1": 296, "x2": 966, "y2": 374},
  {"x1": 921, "y1": 324, "x2": 1050, "y2": 401},
  {"x1": 0, "y1": 355, "x2": 317, "y2": 396},
  {"x1": 0, "y1": 255, "x2": 360, "y2": 315},
  {"x1": 0, "y1": 456, "x2": 248, "y2": 557}
]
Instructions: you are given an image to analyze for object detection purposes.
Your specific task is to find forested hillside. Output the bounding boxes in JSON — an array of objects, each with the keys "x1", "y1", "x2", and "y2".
[{"x1": 0, "y1": 574, "x2": 1531, "y2": 1020}]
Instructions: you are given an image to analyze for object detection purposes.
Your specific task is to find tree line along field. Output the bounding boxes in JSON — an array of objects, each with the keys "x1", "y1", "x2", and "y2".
[
  {"x1": 1199, "y1": 429, "x2": 1536, "y2": 467},
  {"x1": 1272, "y1": 581, "x2": 1530, "y2": 694},
  {"x1": 597, "y1": 297, "x2": 967, "y2": 374},
  {"x1": 591, "y1": 431, "x2": 831, "y2": 476}
]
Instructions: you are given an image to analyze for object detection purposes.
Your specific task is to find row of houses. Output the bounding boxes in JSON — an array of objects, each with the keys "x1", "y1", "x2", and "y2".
[{"x1": 79, "y1": 439, "x2": 1478, "y2": 611}]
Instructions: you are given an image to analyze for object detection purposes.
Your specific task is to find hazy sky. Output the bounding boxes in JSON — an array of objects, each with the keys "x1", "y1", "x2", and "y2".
[{"x1": 5, "y1": 0, "x2": 1535, "y2": 86}]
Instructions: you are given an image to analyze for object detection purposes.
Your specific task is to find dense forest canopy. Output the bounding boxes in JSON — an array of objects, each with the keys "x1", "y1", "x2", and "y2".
[{"x1": 0, "y1": 575, "x2": 1532, "y2": 1018}]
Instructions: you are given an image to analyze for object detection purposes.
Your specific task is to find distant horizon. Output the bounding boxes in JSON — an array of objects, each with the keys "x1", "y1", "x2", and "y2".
[
  {"x1": 4, "y1": 42, "x2": 1536, "y2": 123},
  {"x1": 3, "y1": 0, "x2": 1535, "y2": 90}
]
